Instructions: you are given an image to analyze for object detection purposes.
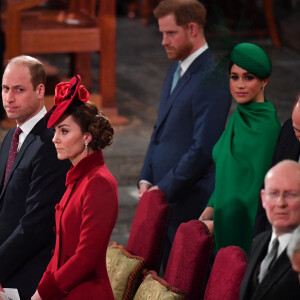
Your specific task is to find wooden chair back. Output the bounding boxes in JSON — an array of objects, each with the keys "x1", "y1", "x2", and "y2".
[{"x1": 3, "y1": 0, "x2": 119, "y2": 120}]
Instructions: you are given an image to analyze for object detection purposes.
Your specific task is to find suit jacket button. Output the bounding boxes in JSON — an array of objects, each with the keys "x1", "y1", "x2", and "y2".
[{"x1": 155, "y1": 140, "x2": 159, "y2": 145}]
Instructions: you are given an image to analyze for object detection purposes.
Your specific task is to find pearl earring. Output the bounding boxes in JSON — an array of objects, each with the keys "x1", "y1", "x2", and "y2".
[{"x1": 84, "y1": 141, "x2": 89, "y2": 156}]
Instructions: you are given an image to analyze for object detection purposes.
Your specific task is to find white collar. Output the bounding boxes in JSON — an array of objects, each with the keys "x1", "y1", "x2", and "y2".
[
  {"x1": 179, "y1": 43, "x2": 208, "y2": 76},
  {"x1": 270, "y1": 231, "x2": 293, "y2": 258},
  {"x1": 17, "y1": 107, "x2": 47, "y2": 150},
  {"x1": 19, "y1": 107, "x2": 47, "y2": 137}
]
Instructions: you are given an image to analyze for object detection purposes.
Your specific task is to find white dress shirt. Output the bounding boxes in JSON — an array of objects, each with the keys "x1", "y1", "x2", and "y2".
[
  {"x1": 268, "y1": 231, "x2": 293, "y2": 259},
  {"x1": 17, "y1": 107, "x2": 47, "y2": 151},
  {"x1": 179, "y1": 43, "x2": 208, "y2": 77}
]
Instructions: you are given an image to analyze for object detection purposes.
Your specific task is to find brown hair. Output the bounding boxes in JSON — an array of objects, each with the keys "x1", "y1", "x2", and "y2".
[
  {"x1": 65, "y1": 101, "x2": 114, "y2": 150},
  {"x1": 153, "y1": 0, "x2": 206, "y2": 29},
  {"x1": 7, "y1": 55, "x2": 46, "y2": 90}
]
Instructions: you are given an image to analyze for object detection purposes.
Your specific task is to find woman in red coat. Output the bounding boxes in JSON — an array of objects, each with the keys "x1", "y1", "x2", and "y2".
[{"x1": 31, "y1": 75, "x2": 118, "y2": 300}]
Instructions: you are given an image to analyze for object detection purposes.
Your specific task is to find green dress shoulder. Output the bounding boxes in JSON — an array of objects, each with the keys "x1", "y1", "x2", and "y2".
[{"x1": 207, "y1": 99, "x2": 281, "y2": 254}]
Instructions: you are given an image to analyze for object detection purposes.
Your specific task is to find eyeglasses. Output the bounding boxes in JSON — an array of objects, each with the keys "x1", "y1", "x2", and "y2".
[{"x1": 265, "y1": 190, "x2": 300, "y2": 202}]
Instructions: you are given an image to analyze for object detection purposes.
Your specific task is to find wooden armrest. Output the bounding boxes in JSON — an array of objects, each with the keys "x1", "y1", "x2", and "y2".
[{"x1": 6, "y1": 0, "x2": 49, "y2": 11}]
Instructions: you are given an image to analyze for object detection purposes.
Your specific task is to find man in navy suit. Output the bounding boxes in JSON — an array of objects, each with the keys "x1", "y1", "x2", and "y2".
[
  {"x1": 239, "y1": 160, "x2": 300, "y2": 300},
  {"x1": 138, "y1": 0, "x2": 231, "y2": 267},
  {"x1": 255, "y1": 93, "x2": 300, "y2": 235},
  {"x1": 0, "y1": 56, "x2": 70, "y2": 299}
]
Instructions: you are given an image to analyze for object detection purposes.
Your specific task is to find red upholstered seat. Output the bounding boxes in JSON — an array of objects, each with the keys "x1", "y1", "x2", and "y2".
[
  {"x1": 164, "y1": 220, "x2": 214, "y2": 300},
  {"x1": 204, "y1": 245, "x2": 247, "y2": 300},
  {"x1": 126, "y1": 190, "x2": 170, "y2": 272},
  {"x1": 0, "y1": 282, "x2": 4, "y2": 300}
]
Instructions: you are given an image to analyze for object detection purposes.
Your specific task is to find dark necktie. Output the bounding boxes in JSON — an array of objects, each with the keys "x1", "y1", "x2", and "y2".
[
  {"x1": 170, "y1": 63, "x2": 182, "y2": 93},
  {"x1": 258, "y1": 237, "x2": 279, "y2": 283},
  {"x1": 4, "y1": 127, "x2": 22, "y2": 183}
]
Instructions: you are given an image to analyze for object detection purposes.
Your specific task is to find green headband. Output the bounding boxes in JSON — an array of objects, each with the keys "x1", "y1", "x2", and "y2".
[{"x1": 230, "y1": 43, "x2": 272, "y2": 78}]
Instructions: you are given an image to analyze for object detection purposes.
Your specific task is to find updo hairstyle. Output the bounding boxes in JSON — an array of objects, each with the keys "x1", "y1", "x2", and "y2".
[{"x1": 65, "y1": 101, "x2": 114, "y2": 150}]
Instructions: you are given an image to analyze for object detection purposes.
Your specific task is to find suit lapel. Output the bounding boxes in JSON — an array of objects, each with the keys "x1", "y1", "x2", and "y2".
[
  {"x1": 290, "y1": 139, "x2": 300, "y2": 161},
  {"x1": 155, "y1": 50, "x2": 211, "y2": 133},
  {"x1": 156, "y1": 72, "x2": 191, "y2": 130},
  {"x1": 284, "y1": 120, "x2": 300, "y2": 161},
  {"x1": 240, "y1": 232, "x2": 270, "y2": 299},
  {"x1": 253, "y1": 250, "x2": 292, "y2": 299},
  {"x1": 0, "y1": 130, "x2": 14, "y2": 186},
  {"x1": 0, "y1": 119, "x2": 45, "y2": 195}
]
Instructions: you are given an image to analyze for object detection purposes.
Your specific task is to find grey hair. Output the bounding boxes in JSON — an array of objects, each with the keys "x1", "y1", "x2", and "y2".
[{"x1": 287, "y1": 225, "x2": 300, "y2": 259}]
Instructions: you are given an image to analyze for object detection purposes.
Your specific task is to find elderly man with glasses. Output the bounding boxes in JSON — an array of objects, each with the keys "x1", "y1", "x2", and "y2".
[{"x1": 240, "y1": 160, "x2": 300, "y2": 300}]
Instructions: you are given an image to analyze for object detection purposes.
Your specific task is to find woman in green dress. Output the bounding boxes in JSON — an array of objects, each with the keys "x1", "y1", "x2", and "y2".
[{"x1": 199, "y1": 43, "x2": 281, "y2": 254}]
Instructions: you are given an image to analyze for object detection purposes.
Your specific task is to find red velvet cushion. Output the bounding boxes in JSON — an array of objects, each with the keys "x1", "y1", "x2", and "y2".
[
  {"x1": 204, "y1": 246, "x2": 247, "y2": 300},
  {"x1": 164, "y1": 220, "x2": 214, "y2": 300},
  {"x1": 126, "y1": 190, "x2": 170, "y2": 272}
]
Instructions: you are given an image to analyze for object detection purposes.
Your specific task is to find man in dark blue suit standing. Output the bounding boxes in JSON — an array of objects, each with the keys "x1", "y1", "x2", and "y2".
[
  {"x1": 138, "y1": 0, "x2": 231, "y2": 267},
  {"x1": 0, "y1": 55, "x2": 70, "y2": 299}
]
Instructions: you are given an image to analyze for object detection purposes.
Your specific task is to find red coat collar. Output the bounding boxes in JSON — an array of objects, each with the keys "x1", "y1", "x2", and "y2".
[{"x1": 65, "y1": 150, "x2": 104, "y2": 186}]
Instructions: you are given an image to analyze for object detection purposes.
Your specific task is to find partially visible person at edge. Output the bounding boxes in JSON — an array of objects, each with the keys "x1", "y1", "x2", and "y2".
[
  {"x1": 254, "y1": 92, "x2": 300, "y2": 235},
  {"x1": 199, "y1": 43, "x2": 281, "y2": 254},
  {"x1": 138, "y1": 0, "x2": 231, "y2": 269},
  {"x1": 31, "y1": 75, "x2": 118, "y2": 300},
  {"x1": 287, "y1": 224, "x2": 300, "y2": 284},
  {"x1": 0, "y1": 55, "x2": 70, "y2": 300}
]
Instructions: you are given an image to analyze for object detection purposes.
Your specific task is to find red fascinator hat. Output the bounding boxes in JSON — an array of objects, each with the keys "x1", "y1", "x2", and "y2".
[{"x1": 47, "y1": 75, "x2": 89, "y2": 128}]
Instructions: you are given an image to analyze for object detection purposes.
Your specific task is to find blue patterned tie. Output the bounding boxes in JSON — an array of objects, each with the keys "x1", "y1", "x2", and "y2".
[{"x1": 170, "y1": 63, "x2": 182, "y2": 93}]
